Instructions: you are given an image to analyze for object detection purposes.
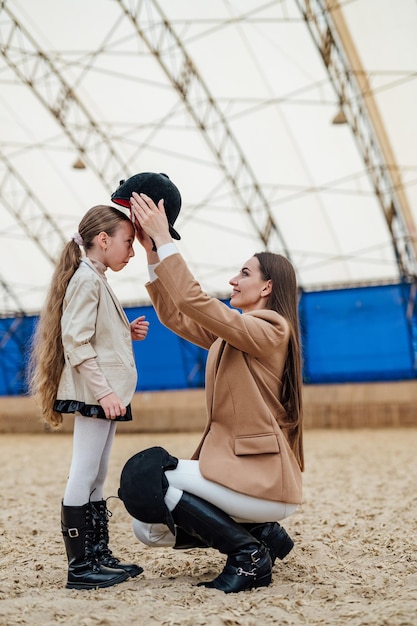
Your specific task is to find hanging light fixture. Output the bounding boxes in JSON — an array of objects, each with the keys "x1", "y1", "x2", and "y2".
[
  {"x1": 72, "y1": 157, "x2": 86, "y2": 169},
  {"x1": 332, "y1": 108, "x2": 348, "y2": 124}
]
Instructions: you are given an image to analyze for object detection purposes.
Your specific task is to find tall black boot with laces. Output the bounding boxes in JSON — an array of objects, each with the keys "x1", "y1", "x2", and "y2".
[
  {"x1": 61, "y1": 502, "x2": 129, "y2": 589},
  {"x1": 172, "y1": 491, "x2": 272, "y2": 593},
  {"x1": 90, "y1": 499, "x2": 143, "y2": 578}
]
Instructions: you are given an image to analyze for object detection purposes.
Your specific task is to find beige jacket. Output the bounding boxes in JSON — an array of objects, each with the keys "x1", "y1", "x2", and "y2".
[
  {"x1": 57, "y1": 258, "x2": 137, "y2": 406},
  {"x1": 147, "y1": 254, "x2": 302, "y2": 504}
]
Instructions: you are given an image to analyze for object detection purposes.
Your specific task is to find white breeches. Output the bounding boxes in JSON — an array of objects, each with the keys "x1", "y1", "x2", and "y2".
[{"x1": 133, "y1": 459, "x2": 298, "y2": 547}]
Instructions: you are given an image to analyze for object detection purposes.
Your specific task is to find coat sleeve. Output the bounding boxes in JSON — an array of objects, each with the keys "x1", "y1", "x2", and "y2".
[
  {"x1": 146, "y1": 277, "x2": 217, "y2": 350},
  {"x1": 153, "y1": 253, "x2": 289, "y2": 358}
]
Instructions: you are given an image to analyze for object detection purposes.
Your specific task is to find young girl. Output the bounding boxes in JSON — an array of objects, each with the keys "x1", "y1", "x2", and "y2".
[{"x1": 29, "y1": 204, "x2": 148, "y2": 590}]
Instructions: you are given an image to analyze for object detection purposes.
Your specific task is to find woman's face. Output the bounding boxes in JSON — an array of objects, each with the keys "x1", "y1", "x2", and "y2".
[{"x1": 229, "y1": 256, "x2": 272, "y2": 313}]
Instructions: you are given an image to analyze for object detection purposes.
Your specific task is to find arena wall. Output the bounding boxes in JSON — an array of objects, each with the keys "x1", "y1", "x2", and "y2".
[{"x1": 1, "y1": 381, "x2": 416, "y2": 434}]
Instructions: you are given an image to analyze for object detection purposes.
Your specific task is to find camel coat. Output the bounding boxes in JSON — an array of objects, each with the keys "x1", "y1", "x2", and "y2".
[
  {"x1": 56, "y1": 258, "x2": 137, "y2": 407},
  {"x1": 147, "y1": 253, "x2": 302, "y2": 505}
]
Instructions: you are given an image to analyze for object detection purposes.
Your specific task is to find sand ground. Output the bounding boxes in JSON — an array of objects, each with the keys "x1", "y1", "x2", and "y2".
[{"x1": 1, "y1": 428, "x2": 416, "y2": 626}]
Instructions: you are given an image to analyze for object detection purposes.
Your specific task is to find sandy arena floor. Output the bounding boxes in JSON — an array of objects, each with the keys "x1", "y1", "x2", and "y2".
[{"x1": 1, "y1": 428, "x2": 416, "y2": 626}]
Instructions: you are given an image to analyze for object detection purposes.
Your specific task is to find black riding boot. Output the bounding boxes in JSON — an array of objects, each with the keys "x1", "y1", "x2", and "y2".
[
  {"x1": 174, "y1": 521, "x2": 293, "y2": 562},
  {"x1": 242, "y1": 522, "x2": 294, "y2": 565},
  {"x1": 174, "y1": 526, "x2": 206, "y2": 550},
  {"x1": 172, "y1": 492, "x2": 272, "y2": 593},
  {"x1": 61, "y1": 502, "x2": 129, "y2": 590},
  {"x1": 90, "y1": 499, "x2": 143, "y2": 578}
]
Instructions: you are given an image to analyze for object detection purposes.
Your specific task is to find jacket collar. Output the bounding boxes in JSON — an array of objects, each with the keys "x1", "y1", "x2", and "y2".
[{"x1": 80, "y1": 258, "x2": 130, "y2": 326}]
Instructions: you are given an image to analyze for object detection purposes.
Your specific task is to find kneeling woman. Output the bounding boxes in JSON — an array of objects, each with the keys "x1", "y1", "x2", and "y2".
[{"x1": 120, "y1": 191, "x2": 304, "y2": 594}]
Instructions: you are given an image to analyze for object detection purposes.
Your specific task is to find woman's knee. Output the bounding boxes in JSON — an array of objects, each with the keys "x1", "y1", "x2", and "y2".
[{"x1": 132, "y1": 519, "x2": 176, "y2": 548}]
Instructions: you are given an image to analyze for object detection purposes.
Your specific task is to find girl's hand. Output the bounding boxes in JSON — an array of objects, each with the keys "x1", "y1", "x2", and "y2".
[
  {"x1": 98, "y1": 392, "x2": 126, "y2": 420},
  {"x1": 130, "y1": 315, "x2": 149, "y2": 341},
  {"x1": 130, "y1": 192, "x2": 172, "y2": 248}
]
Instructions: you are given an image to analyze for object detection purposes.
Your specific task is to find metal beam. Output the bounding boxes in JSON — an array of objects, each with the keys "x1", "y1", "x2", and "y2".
[
  {"x1": 0, "y1": 149, "x2": 67, "y2": 265},
  {"x1": 0, "y1": 2, "x2": 132, "y2": 318},
  {"x1": 0, "y1": 3, "x2": 129, "y2": 193},
  {"x1": 295, "y1": 0, "x2": 417, "y2": 280},
  {"x1": 115, "y1": 0, "x2": 293, "y2": 262},
  {"x1": 0, "y1": 275, "x2": 25, "y2": 317}
]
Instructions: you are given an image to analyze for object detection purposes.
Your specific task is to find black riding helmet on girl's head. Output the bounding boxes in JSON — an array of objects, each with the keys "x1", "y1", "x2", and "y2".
[{"x1": 111, "y1": 172, "x2": 181, "y2": 240}]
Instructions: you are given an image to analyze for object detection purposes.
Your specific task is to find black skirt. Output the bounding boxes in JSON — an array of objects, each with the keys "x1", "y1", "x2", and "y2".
[{"x1": 53, "y1": 399, "x2": 132, "y2": 422}]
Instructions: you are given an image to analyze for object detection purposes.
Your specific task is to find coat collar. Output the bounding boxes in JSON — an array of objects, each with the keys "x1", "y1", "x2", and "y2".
[{"x1": 80, "y1": 257, "x2": 130, "y2": 326}]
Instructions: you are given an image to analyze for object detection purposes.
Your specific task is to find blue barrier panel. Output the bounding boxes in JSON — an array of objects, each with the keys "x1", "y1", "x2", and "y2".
[
  {"x1": 0, "y1": 316, "x2": 37, "y2": 395},
  {"x1": 301, "y1": 284, "x2": 415, "y2": 383},
  {"x1": 1, "y1": 285, "x2": 415, "y2": 396},
  {"x1": 126, "y1": 306, "x2": 207, "y2": 391}
]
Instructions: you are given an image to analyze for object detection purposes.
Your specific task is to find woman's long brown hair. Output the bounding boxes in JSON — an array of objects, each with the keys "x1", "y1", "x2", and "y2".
[{"x1": 255, "y1": 252, "x2": 304, "y2": 471}]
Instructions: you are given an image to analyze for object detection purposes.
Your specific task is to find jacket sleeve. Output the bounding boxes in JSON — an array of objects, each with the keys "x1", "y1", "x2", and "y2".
[
  {"x1": 61, "y1": 272, "x2": 100, "y2": 367},
  {"x1": 153, "y1": 253, "x2": 289, "y2": 358},
  {"x1": 146, "y1": 277, "x2": 217, "y2": 350}
]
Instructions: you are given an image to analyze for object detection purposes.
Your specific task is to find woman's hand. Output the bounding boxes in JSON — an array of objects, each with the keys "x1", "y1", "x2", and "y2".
[
  {"x1": 131, "y1": 208, "x2": 153, "y2": 249},
  {"x1": 98, "y1": 392, "x2": 126, "y2": 420},
  {"x1": 130, "y1": 315, "x2": 149, "y2": 341},
  {"x1": 130, "y1": 192, "x2": 172, "y2": 249}
]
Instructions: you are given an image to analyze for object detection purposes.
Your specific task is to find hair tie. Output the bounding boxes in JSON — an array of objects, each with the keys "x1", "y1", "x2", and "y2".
[{"x1": 72, "y1": 232, "x2": 84, "y2": 246}]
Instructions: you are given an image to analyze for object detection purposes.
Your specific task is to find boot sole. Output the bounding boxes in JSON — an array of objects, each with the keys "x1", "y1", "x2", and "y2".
[{"x1": 66, "y1": 572, "x2": 129, "y2": 590}]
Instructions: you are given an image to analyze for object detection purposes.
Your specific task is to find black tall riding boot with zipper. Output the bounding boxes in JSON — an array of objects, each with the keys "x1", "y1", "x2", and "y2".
[
  {"x1": 61, "y1": 502, "x2": 129, "y2": 590},
  {"x1": 172, "y1": 491, "x2": 272, "y2": 593},
  {"x1": 90, "y1": 499, "x2": 143, "y2": 578}
]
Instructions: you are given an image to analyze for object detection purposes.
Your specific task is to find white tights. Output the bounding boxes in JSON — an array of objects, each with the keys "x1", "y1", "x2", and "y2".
[
  {"x1": 63, "y1": 415, "x2": 116, "y2": 506},
  {"x1": 133, "y1": 458, "x2": 298, "y2": 547}
]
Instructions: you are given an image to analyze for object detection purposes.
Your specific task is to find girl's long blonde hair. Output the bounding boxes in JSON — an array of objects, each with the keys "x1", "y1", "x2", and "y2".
[
  {"x1": 28, "y1": 205, "x2": 131, "y2": 427},
  {"x1": 255, "y1": 252, "x2": 304, "y2": 471}
]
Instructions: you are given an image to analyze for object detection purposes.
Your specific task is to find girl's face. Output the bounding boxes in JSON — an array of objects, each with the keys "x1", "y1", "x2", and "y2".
[
  {"x1": 229, "y1": 256, "x2": 272, "y2": 313},
  {"x1": 101, "y1": 221, "x2": 135, "y2": 272}
]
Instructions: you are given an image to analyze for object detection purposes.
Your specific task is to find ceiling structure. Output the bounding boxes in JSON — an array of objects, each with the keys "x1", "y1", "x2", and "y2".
[{"x1": 0, "y1": 0, "x2": 416, "y2": 317}]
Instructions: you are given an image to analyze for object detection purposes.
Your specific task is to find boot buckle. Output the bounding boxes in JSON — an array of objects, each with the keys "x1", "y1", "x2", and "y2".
[
  {"x1": 68, "y1": 528, "x2": 79, "y2": 538},
  {"x1": 250, "y1": 549, "x2": 261, "y2": 564}
]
